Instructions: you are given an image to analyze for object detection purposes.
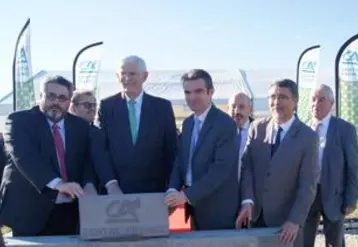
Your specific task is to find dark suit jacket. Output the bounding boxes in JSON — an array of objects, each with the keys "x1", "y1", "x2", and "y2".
[
  {"x1": 318, "y1": 116, "x2": 358, "y2": 221},
  {"x1": 96, "y1": 92, "x2": 177, "y2": 193},
  {"x1": 0, "y1": 106, "x2": 112, "y2": 235},
  {"x1": 169, "y1": 105, "x2": 239, "y2": 230}
]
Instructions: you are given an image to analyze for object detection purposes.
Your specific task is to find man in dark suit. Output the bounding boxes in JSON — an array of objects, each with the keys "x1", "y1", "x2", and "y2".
[
  {"x1": 236, "y1": 79, "x2": 319, "y2": 247},
  {"x1": 0, "y1": 76, "x2": 118, "y2": 236},
  {"x1": 304, "y1": 84, "x2": 358, "y2": 247},
  {"x1": 96, "y1": 55, "x2": 177, "y2": 194},
  {"x1": 228, "y1": 92, "x2": 254, "y2": 183},
  {"x1": 165, "y1": 69, "x2": 239, "y2": 230}
]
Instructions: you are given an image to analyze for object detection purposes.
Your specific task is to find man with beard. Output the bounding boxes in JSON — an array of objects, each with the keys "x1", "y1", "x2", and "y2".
[
  {"x1": 96, "y1": 55, "x2": 177, "y2": 194},
  {"x1": 236, "y1": 79, "x2": 319, "y2": 247},
  {"x1": 0, "y1": 76, "x2": 118, "y2": 236},
  {"x1": 303, "y1": 84, "x2": 358, "y2": 247},
  {"x1": 165, "y1": 69, "x2": 239, "y2": 230},
  {"x1": 228, "y1": 92, "x2": 253, "y2": 182}
]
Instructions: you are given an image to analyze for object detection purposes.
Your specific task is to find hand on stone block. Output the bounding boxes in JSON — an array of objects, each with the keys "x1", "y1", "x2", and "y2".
[
  {"x1": 55, "y1": 181, "x2": 85, "y2": 198},
  {"x1": 83, "y1": 183, "x2": 98, "y2": 195},
  {"x1": 235, "y1": 203, "x2": 252, "y2": 229},
  {"x1": 279, "y1": 221, "x2": 299, "y2": 244}
]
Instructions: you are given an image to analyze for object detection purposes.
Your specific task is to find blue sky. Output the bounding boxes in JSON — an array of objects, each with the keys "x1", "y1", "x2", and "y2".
[{"x1": 1, "y1": 0, "x2": 357, "y2": 94}]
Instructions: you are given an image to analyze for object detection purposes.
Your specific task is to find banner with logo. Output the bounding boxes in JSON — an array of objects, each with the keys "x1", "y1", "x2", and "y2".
[
  {"x1": 73, "y1": 42, "x2": 103, "y2": 99},
  {"x1": 12, "y1": 19, "x2": 35, "y2": 111},
  {"x1": 335, "y1": 34, "x2": 358, "y2": 128},
  {"x1": 296, "y1": 45, "x2": 321, "y2": 123}
]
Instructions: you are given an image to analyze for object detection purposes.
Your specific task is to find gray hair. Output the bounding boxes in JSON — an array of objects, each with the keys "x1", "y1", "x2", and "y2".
[
  {"x1": 313, "y1": 84, "x2": 335, "y2": 102},
  {"x1": 71, "y1": 89, "x2": 95, "y2": 105},
  {"x1": 229, "y1": 92, "x2": 252, "y2": 106},
  {"x1": 119, "y1": 55, "x2": 147, "y2": 72}
]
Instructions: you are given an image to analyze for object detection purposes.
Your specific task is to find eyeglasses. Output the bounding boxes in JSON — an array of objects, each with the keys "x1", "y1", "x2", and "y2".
[
  {"x1": 77, "y1": 102, "x2": 97, "y2": 109},
  {"x1": 45, "y1": 93, "x2": 69, "y2": 102}
]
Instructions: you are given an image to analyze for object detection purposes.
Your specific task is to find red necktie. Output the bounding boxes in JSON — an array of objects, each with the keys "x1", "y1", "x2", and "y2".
[{"x1": 52, "y1": 124, "x2": 68, "y2": 181}]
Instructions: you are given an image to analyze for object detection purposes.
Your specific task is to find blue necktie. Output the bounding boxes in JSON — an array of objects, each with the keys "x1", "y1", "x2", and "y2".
[{"x1": 271, "y1": 126, "x2": 283, "y2": 157}]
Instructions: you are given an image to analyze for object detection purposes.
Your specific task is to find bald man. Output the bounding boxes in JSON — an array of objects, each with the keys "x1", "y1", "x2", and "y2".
[
  {"x1": 304, "y1": 84, "x2": 358, "y2": 247},
  {"x1": 228, "y1": 92, "x2": 253, "y2": 181},
  {"x1": 96, "y1": 55, "x2": 177, "y2": 194}
]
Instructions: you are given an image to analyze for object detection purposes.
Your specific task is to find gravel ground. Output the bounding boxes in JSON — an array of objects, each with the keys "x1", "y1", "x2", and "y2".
[{"x1": 315, "y1": 231, "x2": 358, "y2": 246}]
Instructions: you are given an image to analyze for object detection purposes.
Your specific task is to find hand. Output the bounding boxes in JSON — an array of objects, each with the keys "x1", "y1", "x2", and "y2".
[
  {"x1": 83, "y1": 183, "x2": 98, "y2": 195},
  {"x1": 55, "y1": 181, "x2": 84, "y2": 198},
  {"x1": 165, "y1": 191, "x2": 187, "y2": 207},
  {"x1": 344, "y1": 206, "x2": 355, "y2": 216},
  {"x1": 279, "y1": 221, "x2": 299, "y2": 244},
  {"x1": 235, "y1": 203, "x2": 253, "y2": 228},
  {"x1": 106, "y1": 182, "x2": 123, "y2": 195}
]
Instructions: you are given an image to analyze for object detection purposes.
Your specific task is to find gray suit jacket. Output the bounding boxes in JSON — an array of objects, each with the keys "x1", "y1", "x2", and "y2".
[
  {"x1": 318, "y1": 116, "x2": 358, "y2": 221},
  {"x1": 169, "y1": 105, "x2": 239, "y2": 230},
  {"x1": 240, "y1": 117, "x2": 319, "y2": 226}
]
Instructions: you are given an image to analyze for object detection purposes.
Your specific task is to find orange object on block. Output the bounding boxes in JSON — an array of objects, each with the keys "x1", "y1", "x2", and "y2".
[{"x1": 169, "y1": 205, "x2": 191, "y2": 233}]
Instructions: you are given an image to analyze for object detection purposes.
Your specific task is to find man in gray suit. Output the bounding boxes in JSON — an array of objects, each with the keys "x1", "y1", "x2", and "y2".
[
  {"x1": 236, "y1": 79, "x2": 319, "y2": 247},
  {"x1": 165, "y1": 69, "x2": 239, "y2": 230},
  {"x1": 304, "y1": 84, "x2": 358, "y2": 247}
]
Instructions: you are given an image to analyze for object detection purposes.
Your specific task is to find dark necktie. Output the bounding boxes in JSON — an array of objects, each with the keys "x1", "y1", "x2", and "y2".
[
  {"x1": 237, "y1": 128, "x2": 243, "y2": 153},
  {"x1": 52, "y1": 124, "x2": 68, "y2": 181},
  {"x1": 271, "y1": 126, "x2": 283, "y2": 157}
]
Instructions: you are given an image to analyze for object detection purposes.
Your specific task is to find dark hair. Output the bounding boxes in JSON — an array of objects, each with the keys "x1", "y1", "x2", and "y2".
[
  {"x1": 41, "y1": 76, "x2": 74, "y2": 98},
  {"x1": 270, "y1": 79, "x2": 298, "y2": 100},
  {"x1": 71, "y1": 89, "x2": 95, "y2": 105},
  {"x1": 181, "y1": 69, "x2": 214, "y2": 90}
]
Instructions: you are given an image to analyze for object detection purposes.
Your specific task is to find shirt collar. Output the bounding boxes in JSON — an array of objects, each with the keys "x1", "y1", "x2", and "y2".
[
  {"x1": 275, "y1": 115, "x2": 296, "y2": 132},
  {"x1": 313, "y1": 113, "x2": 331, "y2": 128},
  {"x1": 195, "y1": 104, "x2": 212, "y2": 123},
  {"x1": 47, "y1": 118, "x2": 65, "y2": 130},
  {"x1": 124, "y1": 91, "x2": 144, "y2": 105}
]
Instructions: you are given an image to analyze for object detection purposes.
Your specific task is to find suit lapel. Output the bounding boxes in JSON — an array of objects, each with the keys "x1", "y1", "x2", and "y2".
[
  {"x1": 34, "y1": 107, "x2": 60, "y2": 174},
  {"x1": 64, "y1": 115, "x2": 75, "y2": 176},
  {"x1": 114, "y1": 93, "x2": 134, "y2": 148},
  {"x1": 192, "y1": 106, "x2": 216, "y2": 157},
  {"x1": 271, "y1": 118, "x2": 301, "y2": 160},
  {"x1": 135, "y1": 93, "x2": 152, "y2": 147},
  {"x1": 322, "y1": 117, "x2": 336, "y2": 166},
  {"x1": 183, "y1": 116, "x2": 194, "y2": 171}
]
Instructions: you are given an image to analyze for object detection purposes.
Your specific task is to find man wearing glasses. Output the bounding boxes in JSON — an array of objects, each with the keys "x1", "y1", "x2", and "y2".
[
  {"x1": 0, "y1": 76, "x2": 118, "y2": 236},
  {"x1": 69, "y1": 89, "x2": 97, "y2": 124}
]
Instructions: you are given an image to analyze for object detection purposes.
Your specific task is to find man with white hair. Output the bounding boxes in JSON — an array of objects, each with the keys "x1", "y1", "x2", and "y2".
[
  {"x1": 96, "y1": 55, "x2": 177, "y2": 194},
  {"x1": 304, "y1": 84, "x2": 358, "y2": 247}
]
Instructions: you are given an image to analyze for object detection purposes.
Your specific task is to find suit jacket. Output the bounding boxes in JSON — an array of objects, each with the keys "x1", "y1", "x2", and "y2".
[
  {"x1": 169, "y1": 106, "x2": 239, "y2": 230},
  {"x1": 96, "y1": 92, "x2": 177, "y2": 193},
  {"x1": 0, "y1": 106, "x2": 110, "y2": 235},
  {"x1": 240, "y1": 117, "x2": 319, "y2": 227},
  {"x1": 0, "y1": 140, "x2": 6, "y2": 185},
  {"x1": 318, "y1": 116, "x2": 358, "y2": 221}
]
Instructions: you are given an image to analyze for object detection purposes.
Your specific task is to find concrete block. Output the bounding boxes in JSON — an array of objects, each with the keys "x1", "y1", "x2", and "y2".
[{"x1": 5, "y1": 228, "x2": 293, "y2": 247}]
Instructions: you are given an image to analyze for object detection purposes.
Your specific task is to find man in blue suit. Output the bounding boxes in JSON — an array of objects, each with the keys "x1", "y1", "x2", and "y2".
[{"x1": 166, "y1": 69, "x2": 239, "y2": 230}]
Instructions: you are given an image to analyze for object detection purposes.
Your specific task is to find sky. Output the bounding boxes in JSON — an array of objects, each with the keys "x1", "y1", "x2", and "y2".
[{"x1": 1, "y1": 0, "x2": 358, "y2": 95}]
